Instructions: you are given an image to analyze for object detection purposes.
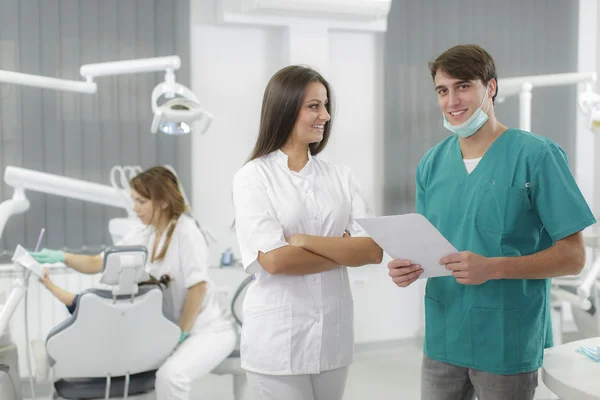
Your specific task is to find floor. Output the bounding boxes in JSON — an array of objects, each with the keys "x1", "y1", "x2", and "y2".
[
  {"x1": 24, "y1": 335, "x2": 582, "y2": 400},
  {"x1": 190, "y1": 337, "x2": 564, "y2": 400}
]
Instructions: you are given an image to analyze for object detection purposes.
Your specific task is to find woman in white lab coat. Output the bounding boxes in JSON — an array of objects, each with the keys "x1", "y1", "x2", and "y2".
[
  {"x1": 232, "y1": 65, "x2": 383, "y2": 400},
  {"x1": 31, "y1": 166, "x2": 237, "y2": 400}
]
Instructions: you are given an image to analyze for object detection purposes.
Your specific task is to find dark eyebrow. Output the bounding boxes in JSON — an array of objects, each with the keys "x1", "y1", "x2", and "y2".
[
  {"x1": 454, "y1": 80, "x2": 471, "y2": 86},
  {"x1": 305, "y1": 99, "x2": 328, "y2": 104},
  {"x1": 435, "y1": 80, "x2": 471, "y2": 92}
]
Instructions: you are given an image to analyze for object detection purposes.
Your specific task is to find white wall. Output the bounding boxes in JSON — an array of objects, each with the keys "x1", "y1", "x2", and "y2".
[
  {"x1": 594, "y1": 0, "x2": 600, "y2": 215},
  {"x1": 190, "y1": 0, "x2": 425, "y2": 344},
  {"x1": 576, "y1": 0, "x2": 599, "y2": 214}
]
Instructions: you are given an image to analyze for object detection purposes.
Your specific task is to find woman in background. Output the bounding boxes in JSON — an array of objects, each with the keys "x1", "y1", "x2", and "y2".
[{"x1": 32, "y1": 166, "x2": 237, "y2": 400}]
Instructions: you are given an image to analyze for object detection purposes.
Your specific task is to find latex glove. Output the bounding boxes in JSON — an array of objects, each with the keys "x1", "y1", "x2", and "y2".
[
  {"x1": 179, "y1": 331, "x2": 190, "y2": 344},
  {"x1": 170, "y1": 332, "x2": 190, "y2": 355},
  {"x1": 29, "y1": 248, "x2": 65, "y2": 264}
]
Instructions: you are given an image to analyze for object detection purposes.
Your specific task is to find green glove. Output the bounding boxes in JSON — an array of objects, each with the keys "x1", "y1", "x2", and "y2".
[
  {"x1": 29, "y1": 248, "x2": 65, "y2": 264},
  {"x1": 179, "y1": 331, "x2": 189, "y2": 344}
]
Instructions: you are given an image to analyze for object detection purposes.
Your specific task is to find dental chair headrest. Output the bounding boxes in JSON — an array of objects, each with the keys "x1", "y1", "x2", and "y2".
[{"x1": 100, "y1": 246, "x2": 149, "y2": 297}]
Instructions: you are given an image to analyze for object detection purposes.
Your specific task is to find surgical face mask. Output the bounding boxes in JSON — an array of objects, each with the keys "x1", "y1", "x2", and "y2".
[
  {"x1": 577, "y1": 346, "x2": 600, "y2": 362},
  {"x1": 443, "y1": 85, "x2": 491, "y2": 138}
]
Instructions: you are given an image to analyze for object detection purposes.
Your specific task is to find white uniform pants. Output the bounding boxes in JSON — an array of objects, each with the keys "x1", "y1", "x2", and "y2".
[
  {"x1": 246, "y1": 367, "x2": 349, "y2": 400},
  {"x1": 155, "y1": 327, "x2": 237, "y2": 400}
]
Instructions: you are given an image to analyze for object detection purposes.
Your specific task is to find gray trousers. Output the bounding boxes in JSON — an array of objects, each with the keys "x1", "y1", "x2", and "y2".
[{"x1": 421, "y1": 355, "x2": 538, "y2": 400}]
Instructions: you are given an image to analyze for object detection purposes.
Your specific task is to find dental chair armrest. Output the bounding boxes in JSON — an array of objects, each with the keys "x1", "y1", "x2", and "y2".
[
  {"x1": 552, "y1": 277, "x2": 582, "y2": 287},
  {"x1": 30, "y1": 340, "x2": 50, "y2": 383},
  {"x1": 551, "y1": 287, "x2": 592, "y2": 311},
  {"x1": 577, "y1": 256, "x2": 600, "y2": 299}
]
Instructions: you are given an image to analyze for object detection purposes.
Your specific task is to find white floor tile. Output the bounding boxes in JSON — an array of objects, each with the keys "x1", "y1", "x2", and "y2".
[{"x1": 188, "y1": 338, "x2": 562, "y2": 399}]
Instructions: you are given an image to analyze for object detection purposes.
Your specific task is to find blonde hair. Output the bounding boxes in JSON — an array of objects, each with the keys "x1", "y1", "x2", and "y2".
[{"x1": 130, "y1": 166, "x2": 187, "y2": 262}]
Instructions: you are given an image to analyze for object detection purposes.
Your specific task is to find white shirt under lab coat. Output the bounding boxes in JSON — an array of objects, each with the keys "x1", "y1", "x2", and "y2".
[
  {"x1": 118, "y1": 214, "x2": 232, "y2": 333},
  {"x1": 233, "y1": 150, "x2": 373, "y2": 375}
]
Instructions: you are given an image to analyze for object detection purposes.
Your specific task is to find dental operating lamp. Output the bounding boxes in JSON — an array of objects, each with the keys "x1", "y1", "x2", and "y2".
[
  {"x1": 0, "y1": 166, "x2": 135, "y2": 245},
  {"x1": 0, "y1": 56, "x2": 213, "y2": 135},
  {"x1": 496, "y1": 71, "x2": 598, "y2": 132},
  {"x1": 578, "y1": 89, "x2": 600, "y2": 134}
]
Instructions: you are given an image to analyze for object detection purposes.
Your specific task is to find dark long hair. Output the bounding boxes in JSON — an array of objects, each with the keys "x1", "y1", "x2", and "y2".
[{"x1": 247, "y1": 65, "x2": 334, "y2": 162}]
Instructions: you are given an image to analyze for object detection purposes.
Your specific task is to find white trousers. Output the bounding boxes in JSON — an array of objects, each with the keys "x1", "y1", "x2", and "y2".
[
  {"x1": 154, "y1": 327, "x2": 237, "y2": 400},
  {"x1": 246, "y1": 367, "x2": 349, "y2": 400}
]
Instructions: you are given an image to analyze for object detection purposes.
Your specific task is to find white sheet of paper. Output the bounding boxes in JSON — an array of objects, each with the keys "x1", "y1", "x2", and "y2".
[
  {"x1": 11, "y1": 245, "x2": 45, "y2": 279},
  {"x1": 356, "y1": 213, "x2": 457, "y2": 279}
]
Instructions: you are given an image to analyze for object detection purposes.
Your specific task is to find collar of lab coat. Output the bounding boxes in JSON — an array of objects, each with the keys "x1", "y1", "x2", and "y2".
[{"x1": 271, "y1": 149, "x2": 313, "y2": 174}]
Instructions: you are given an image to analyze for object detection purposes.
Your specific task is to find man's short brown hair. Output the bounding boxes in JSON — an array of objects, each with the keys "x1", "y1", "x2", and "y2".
[{"x1": 429, "y1": 44, "x2": 498, "y2": 102}]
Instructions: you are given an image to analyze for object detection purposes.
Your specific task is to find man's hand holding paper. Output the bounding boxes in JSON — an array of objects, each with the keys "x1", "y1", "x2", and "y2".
[
  {"x1": 441, "y1": 251, "x2": 498, "y2": 285},
  {"x1": 356, "y1": 213, "x2": 456, "y2": 286}
]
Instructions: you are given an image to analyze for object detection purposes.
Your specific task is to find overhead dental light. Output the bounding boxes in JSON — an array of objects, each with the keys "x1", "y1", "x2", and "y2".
[
  {"x1": 496, "y1": 72, "x2": 597, "y2": 132},
  {"x1": 577, "y1": 86, "x2": 600, "y2": 134},
  {"x1": 150, "y1": 70, "x2": 213, "y2": 135},
  {"x1": 0, "y1": 55, "x2": 211, "y2": 136}
]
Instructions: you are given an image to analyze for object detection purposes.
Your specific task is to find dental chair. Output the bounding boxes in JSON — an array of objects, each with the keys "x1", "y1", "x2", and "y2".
[
  {"x1": 210, "y1": 275, "x2": 254, "y2": 400},
  {"x1": 0, "y1": 317, "x2": 20, "y2": 400},
  {"x1": 551, "y1": 253, "x2": 600, "y2": 342},
  {"x1": 571, "y1": 294, "x2": 598, "y2": 337},
  {"x1": 33, "y1": 245, "x2": 180, "y2": 400}
]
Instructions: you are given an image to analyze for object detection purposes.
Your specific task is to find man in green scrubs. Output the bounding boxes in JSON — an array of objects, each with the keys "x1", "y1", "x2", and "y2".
[{"x1": 388, "y1": 44, "x2": 596, "y2": 399}]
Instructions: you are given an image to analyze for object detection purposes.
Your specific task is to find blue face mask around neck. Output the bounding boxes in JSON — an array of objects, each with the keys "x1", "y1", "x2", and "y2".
[{"x1": 442, "y1": 86, "x2": 491, "y2": 138}]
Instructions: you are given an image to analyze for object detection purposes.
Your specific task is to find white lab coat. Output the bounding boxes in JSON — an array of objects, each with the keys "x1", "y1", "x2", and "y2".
[
  {"x1": 245, "y1": 366, "x2": 350, "y2": 400},
  {"x1": 118, "y1": 214, "x2": 236, "y2": 399},
  {"x1": 233, "y1": 150, "x2": 373, "y2": 376}
]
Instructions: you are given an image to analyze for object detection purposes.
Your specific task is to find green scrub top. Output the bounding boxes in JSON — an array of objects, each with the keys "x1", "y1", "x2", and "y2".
[{"x1": 418, "y1": 128, "x2": 596, "y2": 375}]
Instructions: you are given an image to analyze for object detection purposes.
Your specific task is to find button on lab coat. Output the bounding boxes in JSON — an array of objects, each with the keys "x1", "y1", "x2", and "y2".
[{"x1": 233, "y1": 150, "x2": 373, "y2": 375}]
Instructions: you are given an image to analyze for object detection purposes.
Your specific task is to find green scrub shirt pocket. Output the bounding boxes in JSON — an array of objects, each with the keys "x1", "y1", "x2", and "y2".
[
  {"x1": 476, "y1": 183, "x2": 533, "y2": 236},
  {"x1": 470, "y1": 308, "x2": 520, "y2": 372},
  {"x1": 424, "y1": 297, "x2": 446, "y2": 360}
]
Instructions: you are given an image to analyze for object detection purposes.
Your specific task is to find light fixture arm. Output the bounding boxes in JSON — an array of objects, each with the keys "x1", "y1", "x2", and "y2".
[
  {"x1": 0, "y1": 70, "x2": 97, "y2": 93},
  {"x1": 80, "y1": 56, "x2": 181, "y2": 82},
  {"x1": 0, "y1": 56, "x2": 182, "y2": 94},
  {"x1": 164, "y1": 69, "x2": 177, "y2": 99}
]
